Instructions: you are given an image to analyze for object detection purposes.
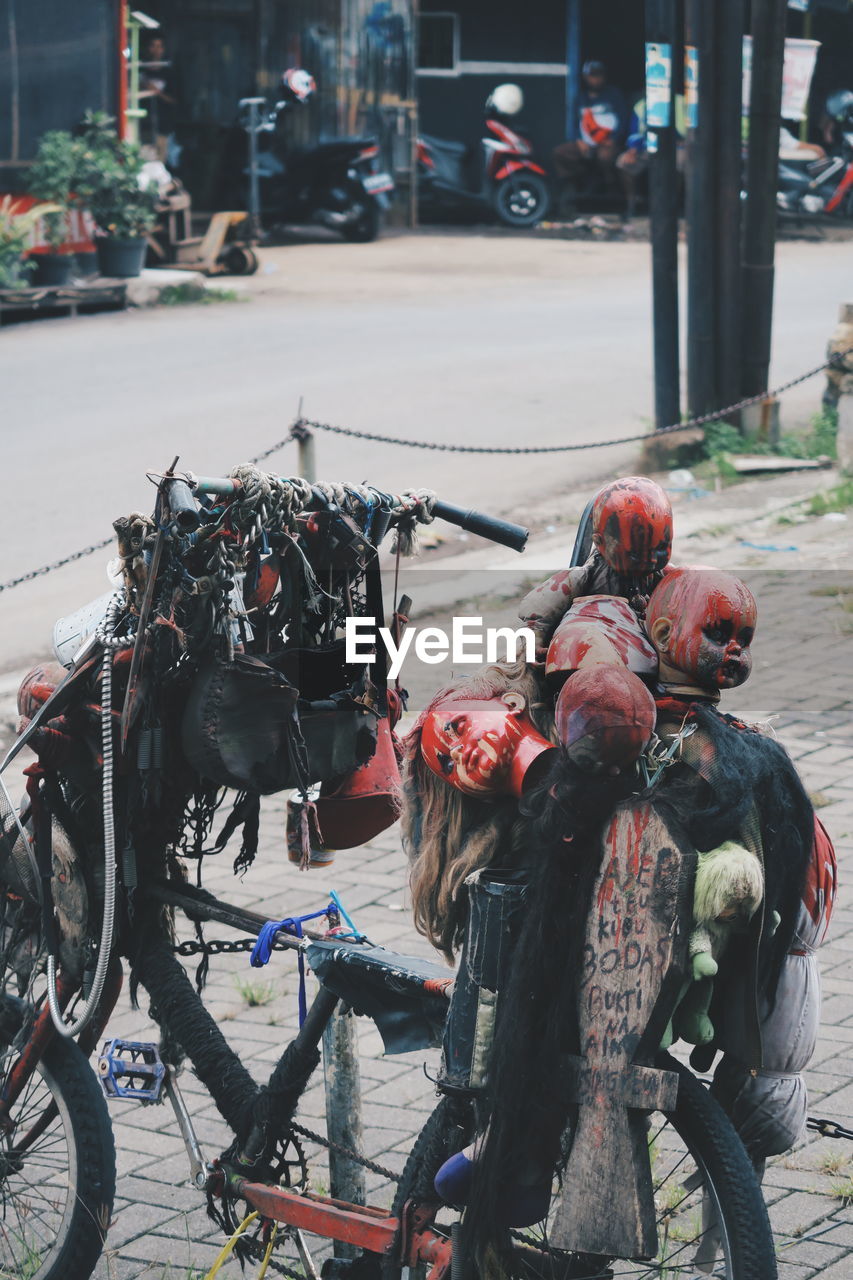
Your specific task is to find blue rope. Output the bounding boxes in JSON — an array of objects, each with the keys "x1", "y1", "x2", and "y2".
[{"x1": 248, "y1": 895, "x2": 365, "y2": 1026}]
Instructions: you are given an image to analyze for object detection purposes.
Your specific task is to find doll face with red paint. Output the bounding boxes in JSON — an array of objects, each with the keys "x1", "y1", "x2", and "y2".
[
  {"x1": 647, "y1": 569, "x2": 757, "y2": 690},
  {"x1": 420, "y1": 693, "x2": 553, "y2": 797}
]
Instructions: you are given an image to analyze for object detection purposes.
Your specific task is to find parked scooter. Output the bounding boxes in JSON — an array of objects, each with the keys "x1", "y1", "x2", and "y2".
[
  {"x1": 777, "y1": 90, "x2": 853, "y2": 218},
  {"x1": 417, "y1": 84, "x2": 550, "y2": 228},
  {"x1": 240, "y1": 69, "x2": 394, "y2": 242}
]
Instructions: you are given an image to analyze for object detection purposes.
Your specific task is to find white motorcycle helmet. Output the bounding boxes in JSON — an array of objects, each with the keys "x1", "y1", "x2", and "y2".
[
  {"x1": 486, "y1": 83, "x2": 524, "y2": 118},
  {"x1": 280, "y1": 68, "x2": 316, "y2": 104}
]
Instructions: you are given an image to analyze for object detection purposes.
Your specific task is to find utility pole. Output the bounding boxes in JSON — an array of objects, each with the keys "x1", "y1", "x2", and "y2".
[
  {"x1": 684, "y1": 0, "x2": 717, "y2": 417},
  {"x1": 565, "y1": 0, "x2": 582, "y2": 141},
  {"x1": 645, "y1": 0, "x2": 681, "y2": 430},
  {"x1": 741, "y1": 0, "x2": 788, "y2": 396},
  {"x1": 714, "y1": 0, "x2": 745, "y2": 416}
]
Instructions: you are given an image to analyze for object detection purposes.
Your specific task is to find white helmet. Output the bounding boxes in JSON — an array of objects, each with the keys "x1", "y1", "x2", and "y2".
[
  {"x1": 486, "y1": 83, "x2": 524, "y2": 117},
  {"x1": 281, "y1": 68, "x2": 316, "y2": 104}
]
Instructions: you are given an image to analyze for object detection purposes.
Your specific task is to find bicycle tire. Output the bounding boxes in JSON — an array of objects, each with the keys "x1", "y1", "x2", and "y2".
[
  {"x1": 0, "y1": 1032, "x2": 116, "y2": 1280},
  {"x1": 391, "y1": 1057, "x2": 777, "y2": 1280}
]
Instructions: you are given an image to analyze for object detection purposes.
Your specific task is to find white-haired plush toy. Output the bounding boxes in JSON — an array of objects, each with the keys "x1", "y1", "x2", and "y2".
[{"x1": 663, "y1": 841, "x2": 765, "y2": 1048}]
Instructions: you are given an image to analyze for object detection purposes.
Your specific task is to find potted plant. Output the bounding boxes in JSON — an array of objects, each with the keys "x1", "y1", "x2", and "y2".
[
  {"x1": 73, "y1": 114, "x2": 159, "y2": 278},
  {"x1": 0, "y1": 197, "x2": 62, "y2": 290},
  {"x1": 27, "y1": 130, "x2": 80, "y2": 285}
]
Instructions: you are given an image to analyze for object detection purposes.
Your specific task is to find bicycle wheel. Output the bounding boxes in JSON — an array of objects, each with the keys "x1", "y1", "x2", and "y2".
[
  {"x1": 0, "y1": 1029, "x2": 115, "y2": 1280},
  {"x1": 392, "y1": 1057, "x2": 777, "y2": 1280}
]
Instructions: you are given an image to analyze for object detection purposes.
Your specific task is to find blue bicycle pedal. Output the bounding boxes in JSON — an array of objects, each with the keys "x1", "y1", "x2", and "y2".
[{"x1": 97, "y1": 1039, "x2": 166, "y2": 1103}]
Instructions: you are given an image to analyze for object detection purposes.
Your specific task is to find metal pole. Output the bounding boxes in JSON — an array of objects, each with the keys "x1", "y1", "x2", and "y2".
[
  {"x1": 645, "y1": 0, "x2": 680, "y2": 430},
  {"x1": 322, "y1": 1006, "x2": 366, "y2": 1259},
  {"x1": 565, "y1": 0, "x2": 582, "y2": 141},
  {"x1": 714, "y1": 0, "x2": 745, "y2": 416},
  {"x1": 741, "y1": 0, "x2": 787, "y2": 397},
  {"x1": 685, "y1": 0, "x2": 717, "y2": 417},
  {"x1": 239, "y1": 98, "x2": 266, "y2": 244}
]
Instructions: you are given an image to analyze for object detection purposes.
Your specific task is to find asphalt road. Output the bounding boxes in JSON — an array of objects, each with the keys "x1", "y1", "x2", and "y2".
[{"x1": 0, "y1": 230, "x2": 849, "y2": 671}]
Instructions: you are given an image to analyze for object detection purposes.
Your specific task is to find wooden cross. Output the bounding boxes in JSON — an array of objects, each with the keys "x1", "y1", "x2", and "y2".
[{"x1": 550, "y1": 801, "x2": 695, "y2": 1259}]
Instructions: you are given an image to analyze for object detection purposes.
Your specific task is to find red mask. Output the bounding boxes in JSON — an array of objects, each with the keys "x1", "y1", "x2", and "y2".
[
  {"x1": 546, "y1": 595, "x2": 658, "y2": 677},
  {"x1": 591, "y1": 476, "x2": 673, "y2": 576},
  {"x1": 555, "y1": 665, "x2": 656, "y2": 773},
  {"x1": 419, "y1": 693, "x2": 555, "y2": 798},
  {"x1": 647, "y1": 569, "x2": 757, "y2": 690}
]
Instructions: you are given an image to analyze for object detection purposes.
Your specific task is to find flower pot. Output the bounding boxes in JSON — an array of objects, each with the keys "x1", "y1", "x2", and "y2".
[
  {"x1": 30, "y1": 253, "x2": 75, "y2": 286},
  {"x1": 74, "y1": 252, "x2": 99, "y2": 279},
  {"x1": 96, "y1": 236, "x2": 147, "y2": 279}
]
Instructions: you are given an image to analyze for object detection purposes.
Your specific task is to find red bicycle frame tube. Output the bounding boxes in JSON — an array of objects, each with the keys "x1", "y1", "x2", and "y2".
[
  {"x1": 0, "y1": 962, "x2": 123, "y2": 1125},
  {"x1": 237, "y1": 1185, "x2": 452, "y2": 1280}
]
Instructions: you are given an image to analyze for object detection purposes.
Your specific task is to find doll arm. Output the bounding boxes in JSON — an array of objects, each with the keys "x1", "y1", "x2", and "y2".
[{"x1": 518, "y1": 564, "x2": 590, "y2": 653}]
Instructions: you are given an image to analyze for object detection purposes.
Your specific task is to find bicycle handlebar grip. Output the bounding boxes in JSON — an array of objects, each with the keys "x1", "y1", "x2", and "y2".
[
  {"x1": 432, "y1": 501, "x2": 528, "y2": 553},
  {"x1": 165, "y1": 478, "x2": 201, "y2": 532}
]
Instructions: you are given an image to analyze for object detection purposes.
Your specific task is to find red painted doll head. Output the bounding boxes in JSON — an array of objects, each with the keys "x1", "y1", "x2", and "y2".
[
  {"x1": 555, "y1": 665, "x2": 657, "y2": 773},
  {"x1": 419, "y1": 692, "x2": 555, "y2": 798},
  {"x1": 646, "y1": 568, "x2": 757, "y2": 690},
  {"x1": 591, "y1": 476, "x2": 673, "y2": 576}
]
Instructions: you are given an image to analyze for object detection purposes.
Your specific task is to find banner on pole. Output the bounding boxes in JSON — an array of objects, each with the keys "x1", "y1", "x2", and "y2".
[
  {"x1": 684, "y1": 45, "x2": 699, "y2": 130},
  {"x1": 742, "y1": 36, "x2": 821, "y2": 121},
  {"x1": 645, "y1": 42, "x2": 672, "y2": 129}
]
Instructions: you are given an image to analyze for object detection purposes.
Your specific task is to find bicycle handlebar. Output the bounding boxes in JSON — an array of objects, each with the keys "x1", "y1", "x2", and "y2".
[
  {"x1": 431, "y1": 500, "x2": 528, "y2": 552},
  {"x1": 188, "y1": 476, "x2": 529, "y2": 553}
]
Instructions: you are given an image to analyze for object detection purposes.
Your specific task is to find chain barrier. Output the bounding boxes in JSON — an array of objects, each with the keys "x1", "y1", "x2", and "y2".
[
  {"x1": 1, "y1": 347, "x2": 848, "y2": 598},
  {"x1": 807, "y1": 1116, "x2": 853, "y2": 1142},
  {"x1": 290, "y1": 347, "x2": 852, "y2": 456}
]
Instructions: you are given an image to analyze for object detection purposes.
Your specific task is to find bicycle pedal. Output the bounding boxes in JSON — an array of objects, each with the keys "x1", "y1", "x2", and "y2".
[{"x1": 97, "y1": 1039, "x2": 166, "y2": 1103}]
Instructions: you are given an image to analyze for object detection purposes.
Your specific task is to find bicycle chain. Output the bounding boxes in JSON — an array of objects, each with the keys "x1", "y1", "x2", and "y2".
[
  {"x1": 290, "y1": 1121, "x2": 401, "y2": 1185},
  {"x1": 172, "y1": 936, "x2": 403, "y2": 1183}
]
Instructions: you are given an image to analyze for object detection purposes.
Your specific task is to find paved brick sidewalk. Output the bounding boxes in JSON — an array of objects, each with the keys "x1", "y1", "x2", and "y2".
[{"x1": 82, "y1": 567, "x2": 853, "y2": 1279}]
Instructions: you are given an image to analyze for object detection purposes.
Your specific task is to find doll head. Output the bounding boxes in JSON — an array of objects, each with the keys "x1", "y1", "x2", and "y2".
[
  {"x1": 646, "y1": 568, "x2": 757, "y2": 690},
  {"x1": 591, "y1": 476, "x2": 673, "y2": 577},
  {"x1": 420, "y1": 691, "x2": 555, "y2": 798},
  {"x1": 554, "y1": 665, "x2": 656, "y2": 774}
]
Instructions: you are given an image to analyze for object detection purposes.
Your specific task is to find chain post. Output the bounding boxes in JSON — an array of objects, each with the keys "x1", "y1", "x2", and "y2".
[{"x1": 322, "y1": 1005, "x2": 366, "y2": 1259}]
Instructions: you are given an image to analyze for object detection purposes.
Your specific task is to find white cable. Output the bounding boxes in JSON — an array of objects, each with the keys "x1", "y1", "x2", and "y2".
[{"x1": 47, "y1": 593, "x2": 128, "y2": 1038}]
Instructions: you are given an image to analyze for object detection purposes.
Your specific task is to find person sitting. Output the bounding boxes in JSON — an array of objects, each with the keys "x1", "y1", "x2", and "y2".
[{"x1": 552, "y1": 60, "x2": 629, "y2": 214}]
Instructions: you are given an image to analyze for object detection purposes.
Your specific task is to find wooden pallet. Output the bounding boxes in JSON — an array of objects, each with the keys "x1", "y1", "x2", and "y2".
[{"x1": 0, "y1": 280, "x2": 128, "y2": 323}]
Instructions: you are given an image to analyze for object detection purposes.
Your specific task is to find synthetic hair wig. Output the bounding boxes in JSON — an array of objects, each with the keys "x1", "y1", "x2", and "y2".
[
  {"x1": 402, "y1": 661, "x2": 553, "y2": 962},
  {"x1": 462, "y1": 748, "x2": 636, "y2": 1263},
  {"x1": 655, "y1": 704, "x2": 813, "y2": 995}
]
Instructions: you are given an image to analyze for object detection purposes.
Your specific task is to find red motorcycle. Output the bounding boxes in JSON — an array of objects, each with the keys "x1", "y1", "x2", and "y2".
[{"x1": 417, "y1": 83, "x2": 550, "y2": 228}]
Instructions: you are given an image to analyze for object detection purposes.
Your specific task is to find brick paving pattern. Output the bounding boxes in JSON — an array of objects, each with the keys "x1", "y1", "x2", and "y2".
[{"x1": 83, "y1": 568, "x2": 853, "y2": 1279}]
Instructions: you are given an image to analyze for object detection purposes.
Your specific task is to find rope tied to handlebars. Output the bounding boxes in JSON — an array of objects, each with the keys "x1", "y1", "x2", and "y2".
[{"x1": 393, "y1": 487, "x2": 437, "y2": 556}]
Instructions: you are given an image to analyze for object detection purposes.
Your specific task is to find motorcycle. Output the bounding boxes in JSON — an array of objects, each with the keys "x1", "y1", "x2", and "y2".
[
  {"x1": 777, "y1": 91, "x2": 853, "y2": 219},
  {"x1": 241, "y1": 69, "x2": 395, "y2": 243},
  {"x1": 417, "y1": 82, "x2": 550, "y2": 228}
]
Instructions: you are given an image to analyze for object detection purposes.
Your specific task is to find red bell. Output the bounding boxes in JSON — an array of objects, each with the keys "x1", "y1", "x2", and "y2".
[{"x1": 313, "y1": 715, "x2": 402, "y2": 850}]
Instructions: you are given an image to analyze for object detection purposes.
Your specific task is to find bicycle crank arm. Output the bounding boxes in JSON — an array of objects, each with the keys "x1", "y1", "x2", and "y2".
[{"x1": 164, "y1": 1065, "x2": 213, "y2": 1190}]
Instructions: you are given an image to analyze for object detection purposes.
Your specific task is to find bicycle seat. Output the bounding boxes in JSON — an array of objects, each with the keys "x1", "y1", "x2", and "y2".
[{"x1": 306, "y1": 938, "x2": 452, "y2": 1054}]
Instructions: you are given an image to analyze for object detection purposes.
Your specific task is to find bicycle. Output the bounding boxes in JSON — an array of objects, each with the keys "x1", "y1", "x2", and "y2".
[{"x1": 0, "y1": 465, "x2": 776, "y2": 1280}]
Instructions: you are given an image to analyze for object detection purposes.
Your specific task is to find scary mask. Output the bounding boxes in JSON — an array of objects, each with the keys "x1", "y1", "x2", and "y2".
[
  {"x1": 419, "y1": 692, "x2": 555, "y2": 798},
  {"x1": 646, "y1": 568, "x2": 757, "y2": 690},
  {"x1": 591, "y1": 476, "x2": 673, "y2": 577}
]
